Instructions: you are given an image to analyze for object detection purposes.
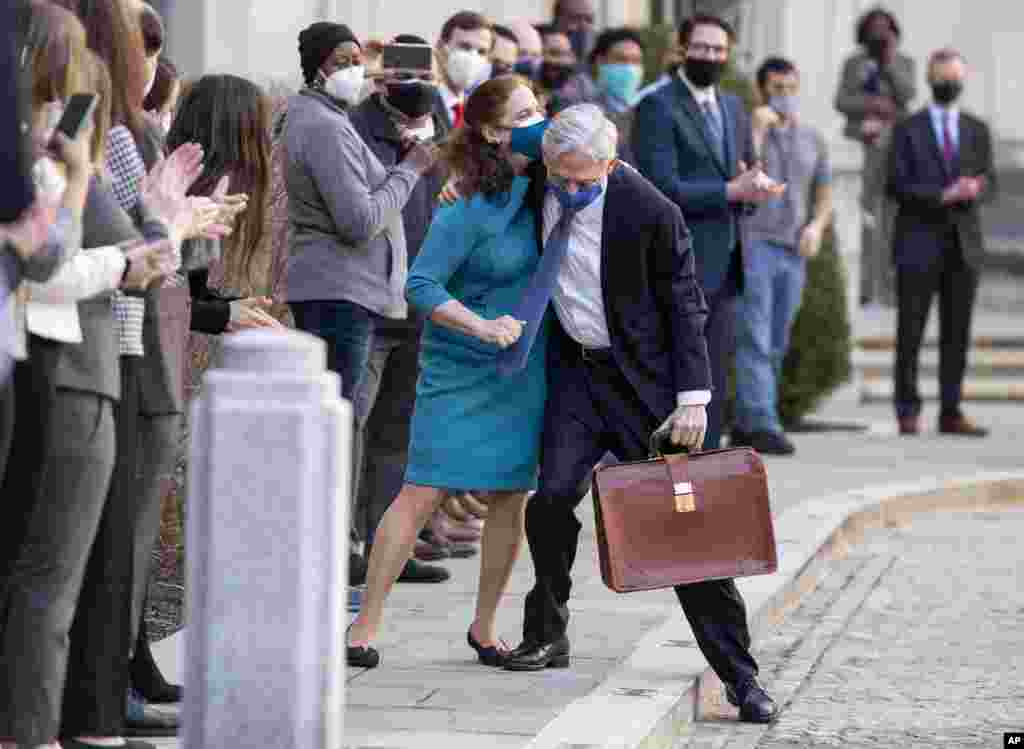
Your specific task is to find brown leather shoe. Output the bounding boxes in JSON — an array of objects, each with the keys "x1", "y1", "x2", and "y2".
[
  {"x1": 898, "y1": 416, "x2": 920, "y2": 435},
  {"x1": 939, "y1": 412, "x2": 989, "y2": 437}
]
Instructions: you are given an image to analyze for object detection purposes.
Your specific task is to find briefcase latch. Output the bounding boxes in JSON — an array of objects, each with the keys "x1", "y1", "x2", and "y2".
[{"x1": 673, "y1": 482, "x2": 696, "y2": 513}]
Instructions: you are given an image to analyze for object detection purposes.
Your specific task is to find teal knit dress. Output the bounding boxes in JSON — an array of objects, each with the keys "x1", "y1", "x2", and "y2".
[{"x1": 405, "y1": 175, "x2": 546, "y2": 491}]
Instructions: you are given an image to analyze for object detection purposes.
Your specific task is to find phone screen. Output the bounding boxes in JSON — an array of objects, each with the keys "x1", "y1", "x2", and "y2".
[
  {"x1": 54, "y1": 93, "x2": 97, "y2": 141},
  {"x1": 381, "y1": 44, "x2": 433, "y2": 72}
]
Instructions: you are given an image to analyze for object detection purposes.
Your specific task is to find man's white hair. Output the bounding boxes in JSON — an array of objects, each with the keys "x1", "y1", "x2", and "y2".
[{"x1": 542, "y1": 104, "x2": 618, "y2": 163}]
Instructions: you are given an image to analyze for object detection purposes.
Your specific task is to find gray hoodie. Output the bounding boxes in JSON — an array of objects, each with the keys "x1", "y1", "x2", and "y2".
[{"x1": 283, "y1": 89, "x2": 419, "y2": 319}]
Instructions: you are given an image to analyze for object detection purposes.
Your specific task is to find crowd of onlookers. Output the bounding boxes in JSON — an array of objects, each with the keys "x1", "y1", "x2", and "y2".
[{"x1": 0, "y1": 0, "x2": 995, "y2": 744}]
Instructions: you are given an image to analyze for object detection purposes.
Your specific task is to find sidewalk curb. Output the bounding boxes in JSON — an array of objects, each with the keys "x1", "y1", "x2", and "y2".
[{"x1": 522, "y1": 470, "x2": 1024, "y2": 749}]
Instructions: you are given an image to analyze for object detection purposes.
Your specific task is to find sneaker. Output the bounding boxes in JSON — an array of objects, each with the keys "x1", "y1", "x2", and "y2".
[{"x1": 747, "y1": 430, "x2": 796, "y2": 456}]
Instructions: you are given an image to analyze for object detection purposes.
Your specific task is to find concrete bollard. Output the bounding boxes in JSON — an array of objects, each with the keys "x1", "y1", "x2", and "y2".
[{"x1": 184, "y1": 329, "x2": 350, "y2": 749}]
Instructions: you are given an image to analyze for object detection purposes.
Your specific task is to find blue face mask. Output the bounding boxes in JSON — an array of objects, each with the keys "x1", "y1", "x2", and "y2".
[
  {"x1": 514, "y1": 57, "x2": 543, "y2": 80},
  {"x1": 549, "y1": 179, "x2": 604, "y2": 212},
  {"x1": 597, "y1": 63, "x2": 643, "y2": 105},
  {"x1": 509, "y1": 118, "x2": 551, "y2": 161}
]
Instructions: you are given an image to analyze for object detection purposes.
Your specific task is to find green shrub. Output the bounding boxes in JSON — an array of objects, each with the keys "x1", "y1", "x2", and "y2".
[{"x1": 777, "y1": 229, "x2": 853, "y2": 427}]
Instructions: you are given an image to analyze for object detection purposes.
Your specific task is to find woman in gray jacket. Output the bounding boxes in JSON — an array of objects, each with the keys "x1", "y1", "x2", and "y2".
[{"x1": 284, "y1": 22, "x2": 437, "y2": 403}]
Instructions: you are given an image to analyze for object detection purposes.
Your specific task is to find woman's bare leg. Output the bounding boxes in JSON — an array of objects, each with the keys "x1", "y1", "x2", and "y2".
[
  {"x1": 469, "y1": 491, "x2": 527, "y2": 647},
  {"x1": 348, "y1": 483, "x2": 444, "y2": 646}
]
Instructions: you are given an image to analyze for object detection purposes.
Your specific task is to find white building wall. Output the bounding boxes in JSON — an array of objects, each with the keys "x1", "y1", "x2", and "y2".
[{"x1": 736, "y1": 0, "x2": 1024, "y2": 168}]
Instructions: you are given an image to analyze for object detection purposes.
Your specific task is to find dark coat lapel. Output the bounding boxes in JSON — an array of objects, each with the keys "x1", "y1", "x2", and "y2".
[
  {"x1": 920, "y1": 109, "x2": 954, "y2": 180},
  {"x1": 526, "y1": 160, "x2": 548, "y2": 253},
  {"x1": 669, "y1": 77, "x2": 728, "y2": 177},
  {"x1": 599, "y1": 165, "x2": 632, "y2": 310},
  {"x1": 719, "y1": 92, "x2": 735, "y2": 172}
]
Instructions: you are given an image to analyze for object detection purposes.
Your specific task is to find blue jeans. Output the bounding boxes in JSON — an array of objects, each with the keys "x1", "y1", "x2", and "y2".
[
  {"x1": 735, "y1": 239, "x2": 806, "y2": 434},
  {"x1": 291, "y1": 300, "x2": 380, "y2": 545},
  {"x1": 290, "y1": 300, "x2": 377, "y2": 402}
]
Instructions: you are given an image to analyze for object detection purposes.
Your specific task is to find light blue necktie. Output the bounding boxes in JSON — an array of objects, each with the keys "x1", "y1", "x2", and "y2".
[
  {"x1": 496, "y1": 199, "x2": 580, "y2": 375},
  {"x1": 702, "y1": 100, "x2": 726, "y2": 164}
]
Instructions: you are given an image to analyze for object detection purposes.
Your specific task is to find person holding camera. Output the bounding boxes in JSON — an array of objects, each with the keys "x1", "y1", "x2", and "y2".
[
  {"x1": 347, "y1": 34, "x2": 453, "y2": 584},
  {"x1": 284, "y1": 22, "x2": 439, "y2": 601}
]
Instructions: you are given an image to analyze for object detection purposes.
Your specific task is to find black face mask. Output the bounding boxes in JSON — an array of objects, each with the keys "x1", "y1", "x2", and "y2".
[
  {"x1": 684, "y1": 57, "x2": 726, "y2": 88},
  {"x1": 385, "y1": 82, "x2": 436, "y2": 119},
  {"x1": 931, "y1": 79, "x2": 963, "y2": 105},
  {"x1": 864, "y1": 35, "x2": 889, "y2": 60},
  {"x1": 540, "y1": 61, "x2": 576, "y2": 91}
]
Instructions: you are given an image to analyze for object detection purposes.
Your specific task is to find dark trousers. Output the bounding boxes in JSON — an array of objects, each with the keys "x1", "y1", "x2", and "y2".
[
  {"x1": 522, "y1": 333, "x2": 759, "y2": 689},
  {"x1": 61, "y1": 359, "x2": 181, "y2": 737},
  {"x1": 704, "y1": 272, "x2": 739, "y2": 450},
  {"x1": 291, "y1": 300, "x2": 382, "y2": 546},
  {"x1": 0, "y1": 338, "x2": 60, "y2": 578},
  {"x1": 894, "y1": 235, "x2": 979, "y2": 419},
  {"x1": 352, "y1": 328, "x2": 421, "y2": 546},
  {"x1": 0, "y1": 389, "x2": 116, "y2": 745}
]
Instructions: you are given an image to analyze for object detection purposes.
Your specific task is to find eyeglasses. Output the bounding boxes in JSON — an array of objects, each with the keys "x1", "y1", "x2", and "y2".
[
  {"x1": 548, "y1": 174, "x2": 604, "y2": 191},
  {"x1": 687, "y1": 42, "x2": 729, "y2": 57}
]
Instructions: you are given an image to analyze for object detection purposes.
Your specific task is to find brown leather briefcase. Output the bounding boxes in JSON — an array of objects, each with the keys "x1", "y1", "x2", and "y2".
[{"x1": 592, "y1": 446, "x2": 777, "y2": 593}]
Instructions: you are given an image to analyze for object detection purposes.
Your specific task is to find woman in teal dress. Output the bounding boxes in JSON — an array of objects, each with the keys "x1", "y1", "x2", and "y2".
[{"x1": 348, "y1": 76, "x2": 551, "y2": 668}]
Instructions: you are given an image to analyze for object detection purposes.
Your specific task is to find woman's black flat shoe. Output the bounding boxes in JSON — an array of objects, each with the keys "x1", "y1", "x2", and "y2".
[
  {"x1": 347, "y1": 645, "x2": 380, "y2": 669},
  {"x1": 467, "y1": 630, "x2": 508, "y2": 667}
]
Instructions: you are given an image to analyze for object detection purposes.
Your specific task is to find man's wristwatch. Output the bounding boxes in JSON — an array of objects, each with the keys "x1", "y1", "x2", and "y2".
[{"x1": 120, "y1": 256, "x2": 133, "y2": 286}]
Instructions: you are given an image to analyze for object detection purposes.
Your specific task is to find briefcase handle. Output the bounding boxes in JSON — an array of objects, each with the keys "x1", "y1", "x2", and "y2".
[{"x1": 649, "y1": 425, "x2": 691, "y2": 458}]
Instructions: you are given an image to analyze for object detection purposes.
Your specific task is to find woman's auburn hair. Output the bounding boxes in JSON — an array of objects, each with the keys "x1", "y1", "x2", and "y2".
[
  {"x1": 442, "y1": 75, "x2": 530, "y2": 201},
  {"x1": 166, "y1": 73, "x2": 273, "y2": 285}
]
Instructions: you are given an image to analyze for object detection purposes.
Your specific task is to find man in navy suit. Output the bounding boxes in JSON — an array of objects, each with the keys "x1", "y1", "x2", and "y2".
[
  {"x1": 632, "y1": 14, "x2": 785, "y2": 449},
  {"x1": 503, "y1": 105, "x2": 778, "y2": 724},
  {"x1": 887, "y1": 48, "x2": 996, "y2": 437}
]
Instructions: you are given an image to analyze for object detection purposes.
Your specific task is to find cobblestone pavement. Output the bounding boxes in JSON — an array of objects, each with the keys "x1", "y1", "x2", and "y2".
[{"x1": 679, "y1": 509, "x2": 1024, "y2": 749}]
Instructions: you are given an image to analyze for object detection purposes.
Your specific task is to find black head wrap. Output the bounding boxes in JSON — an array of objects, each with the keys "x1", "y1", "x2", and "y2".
[{"x1": 299, "y1": 22, "x2": 360, "y2": 86}]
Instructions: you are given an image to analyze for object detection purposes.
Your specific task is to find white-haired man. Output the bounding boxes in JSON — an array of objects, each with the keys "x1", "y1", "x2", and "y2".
[{"x1": 501, "y1": 104, "x2": 777, "y2": 723}]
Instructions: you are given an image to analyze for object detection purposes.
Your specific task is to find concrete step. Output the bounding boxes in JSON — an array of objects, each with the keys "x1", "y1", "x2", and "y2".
[
  {"x1": 854, "y1": 348, "x2": 1024, "y2": 378},
  {"x1": 860, "y1": 376, "x2": 1024, "y2": 403},
  {"x1": 857, "y1": 334, "x2": 1024, "y2": 351}
]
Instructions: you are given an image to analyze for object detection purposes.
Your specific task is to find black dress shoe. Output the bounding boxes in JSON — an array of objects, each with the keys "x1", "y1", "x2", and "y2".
[
  {"x1": 123, "y1": 707, "x2": 179, "y2": 737},
  {"x1": 347, "y1": 645, "x2": 380, "y2": 669},
  {"x1": 730, "y1": 428, "x2": 752, "y2": 447},
  {"x1": 503, "y1": 636, "x2": 570, "y2": 671},
  {"x1": 397, "y1": 558, "x2": 450, "y2": 583},
  {"x1": 747, "y1": 430, "x2": 796, "y2": 456},
  {"x1": 131, "y1": 632, "x2": 182, "y2": 704},
  {"x1": 725, "y1": 677, "x2": 779, "y2": 723},
  {"x1": 349, "y1": 551, "x2": 368, "y2": 586},
  {"x1": 467, "y1": 629, "x2": 508, "y2": 667}
]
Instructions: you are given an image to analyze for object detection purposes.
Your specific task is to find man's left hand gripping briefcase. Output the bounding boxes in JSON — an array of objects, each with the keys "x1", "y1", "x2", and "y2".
[{"x1": 592, "y1": 446, "x2": 778, "y2": 593}]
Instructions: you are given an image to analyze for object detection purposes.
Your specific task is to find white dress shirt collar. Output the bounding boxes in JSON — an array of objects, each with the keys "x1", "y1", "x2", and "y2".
[{"x1": 679, "y1": 68, "x2": 718, "y2": 107}]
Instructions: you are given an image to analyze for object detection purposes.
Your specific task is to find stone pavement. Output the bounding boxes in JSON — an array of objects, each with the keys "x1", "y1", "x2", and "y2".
[
  {"x1": 149, "y1": 400, "x2": 1024, "y2": 749},
  {"x1": 677, "y1": 509, "x2": 1024, "y2": 749}
]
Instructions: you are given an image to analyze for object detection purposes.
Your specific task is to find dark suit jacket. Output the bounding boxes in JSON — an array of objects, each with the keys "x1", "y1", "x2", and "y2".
[
  {"x1": 350, "y1": 94, "x2": 448, "y2": 334},
  {"x1": 632, "y1": 76, "x2": 753, "y2": 295},
  {"x1": 0, "y1": 0, "x2": 34, "y2": 223},
  {"x1": 886, "y1": 107, "x2": 997, "y2": 270},
  {"x1": 526, "y1": 161, "x2": 711, "y2": 422}
]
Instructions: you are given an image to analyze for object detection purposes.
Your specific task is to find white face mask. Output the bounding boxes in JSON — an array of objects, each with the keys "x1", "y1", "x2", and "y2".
[
  {"x1": 445, "y1": 47, "x2": 488, "y2": 91},
  {"x1": 322, "y1": 64, "x2": 365, "y2": 105}
]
